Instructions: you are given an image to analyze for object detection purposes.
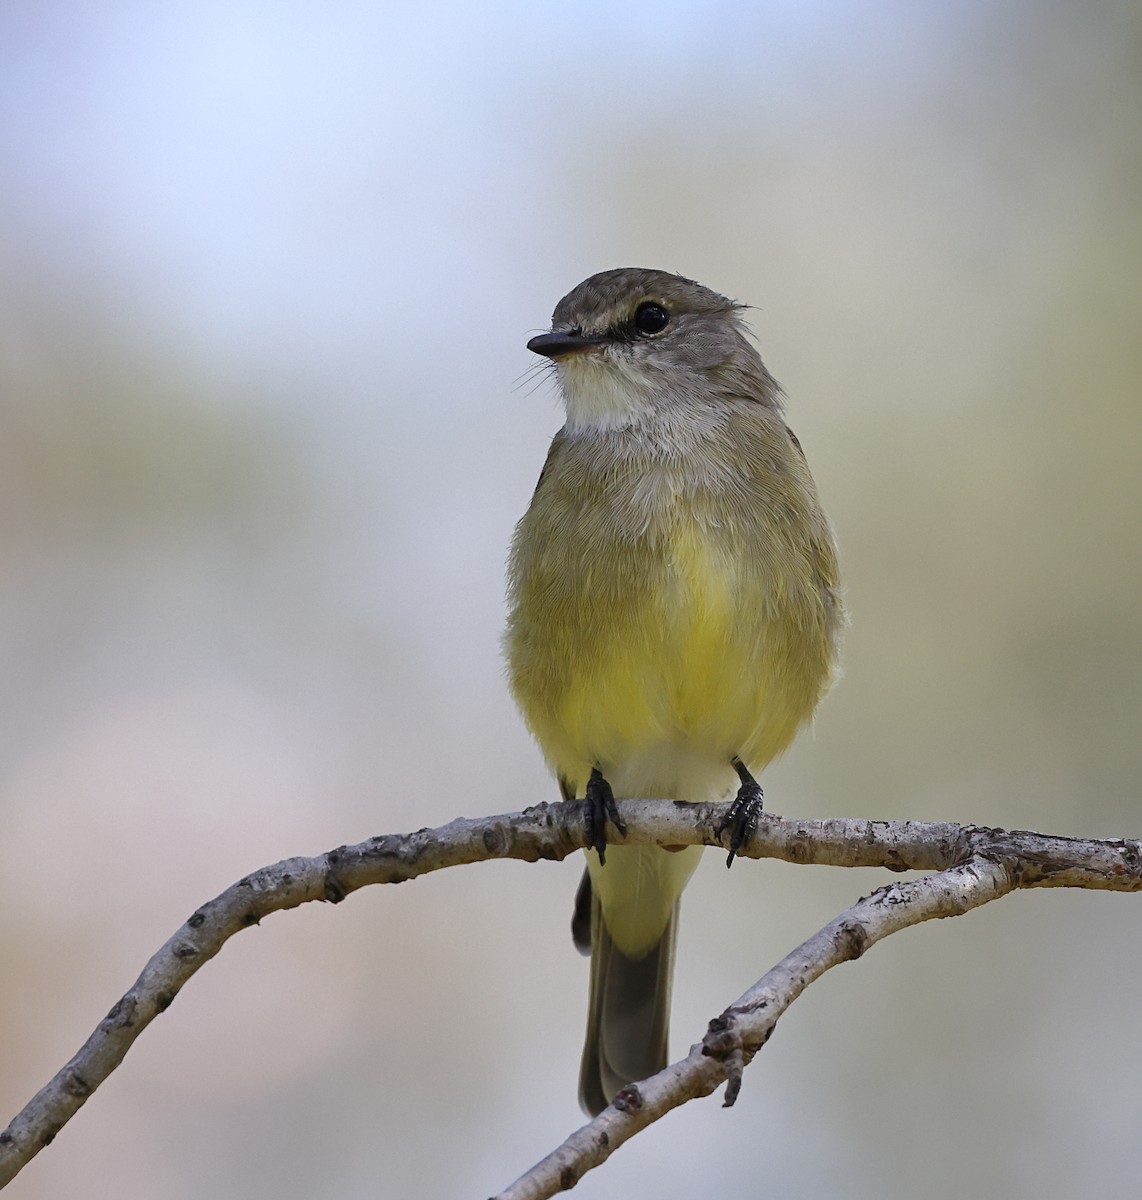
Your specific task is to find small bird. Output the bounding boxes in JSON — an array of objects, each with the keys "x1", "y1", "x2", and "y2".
[{"x1": 505, "y1": 268, "x2": 843, "y2": 1116}]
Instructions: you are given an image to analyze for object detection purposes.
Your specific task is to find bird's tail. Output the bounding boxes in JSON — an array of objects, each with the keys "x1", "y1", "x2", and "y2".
[{"x1": 577, "y1": 871, "x2": 680, "y2": 1117}]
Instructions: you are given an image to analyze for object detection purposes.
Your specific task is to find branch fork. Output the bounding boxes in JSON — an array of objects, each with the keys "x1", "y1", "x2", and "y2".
[{"x1": 1, "y1": 800, "x2": 1138, "y2": 1196}]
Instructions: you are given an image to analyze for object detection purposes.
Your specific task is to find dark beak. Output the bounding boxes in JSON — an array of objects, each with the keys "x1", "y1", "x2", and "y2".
[{"x1": 526, "y1": 330, "x2": 607, "y2": 359}]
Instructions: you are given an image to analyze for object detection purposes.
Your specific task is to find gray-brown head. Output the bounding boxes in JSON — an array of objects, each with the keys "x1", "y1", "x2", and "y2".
[{"x1": 528, "y1": 268, "x2": 781, "y2": 433}]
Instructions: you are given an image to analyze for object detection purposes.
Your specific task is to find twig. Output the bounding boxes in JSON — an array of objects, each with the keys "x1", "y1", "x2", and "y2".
[
  {"x1": 494, "y1": 856, "x2": 1012, "y2": 1198},
  {"x1": 1, "y1": 801, "x2": 1139, "y2": 1189}
]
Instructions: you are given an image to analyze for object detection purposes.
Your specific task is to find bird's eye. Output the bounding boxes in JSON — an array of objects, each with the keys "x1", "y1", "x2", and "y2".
[{"x1": 633, "y1": 302, "x2": 670, "y2": 335}]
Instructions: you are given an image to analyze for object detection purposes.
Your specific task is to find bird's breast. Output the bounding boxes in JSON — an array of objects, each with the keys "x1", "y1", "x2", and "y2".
[{"x1": 506, "y1": 423, "x2": 838, "y2": 795}]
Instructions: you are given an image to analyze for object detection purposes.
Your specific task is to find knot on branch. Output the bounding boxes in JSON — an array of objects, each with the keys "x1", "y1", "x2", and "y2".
[
  {"x1": 520, "y1": 798, "x2": 613, "y2": 862},
  {"x1": 611, "y1": 1083, "x2": 645, "y2": 1113},
  {"x1": 834, "y1": 918, "x2": 869, "y2": 961},
  {"x1": 702, "y1": 1013, "x2": 748, "y2": 1107},
  {"x1": 61, "y1": 1071, "x2": 91, "y2": 1099},
  {"x1": 482, "y1": 822, "x2": 512, "y2": 858},
  {"x1": 102, "y1": 996, "x2": 138, "y2": 1031}
]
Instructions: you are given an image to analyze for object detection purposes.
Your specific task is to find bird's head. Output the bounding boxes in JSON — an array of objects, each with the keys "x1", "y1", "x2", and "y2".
[{"x1": 527, "y1": 268, "x2": 778, "y2": 433}]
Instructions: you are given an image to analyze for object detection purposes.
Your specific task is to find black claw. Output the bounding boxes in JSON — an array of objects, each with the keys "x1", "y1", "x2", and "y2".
[
  {"x1": 715, "y1": 758, "x2": 764, "y2": 867},
  {"x1": 584, "y1": 767, "x2": 625, "y2": 866}
]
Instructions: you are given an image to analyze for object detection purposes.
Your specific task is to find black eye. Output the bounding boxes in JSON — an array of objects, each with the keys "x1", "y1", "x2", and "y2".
[{"x1": 633, "y1": 302, "x2": 670, "y2": 335}]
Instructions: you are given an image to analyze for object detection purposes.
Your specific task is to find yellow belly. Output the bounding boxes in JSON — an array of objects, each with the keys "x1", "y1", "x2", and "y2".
[{"x1": 522, "y1": 516, "x2": 829, "y2": 797}]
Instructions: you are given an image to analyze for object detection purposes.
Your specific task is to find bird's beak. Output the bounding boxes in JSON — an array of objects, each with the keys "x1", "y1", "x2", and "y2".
[{"x1": 526, "y1": 330, "x2": 608, "y2": 359}]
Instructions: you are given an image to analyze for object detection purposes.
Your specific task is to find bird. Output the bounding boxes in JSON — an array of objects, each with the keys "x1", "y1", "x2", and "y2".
[{"x1": 504, "y1": 267, "x2": 844, "y2": 1116}]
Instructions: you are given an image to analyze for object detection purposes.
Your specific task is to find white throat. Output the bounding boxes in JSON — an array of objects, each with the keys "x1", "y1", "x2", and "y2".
[{"x1": 558, "y1": 354, "x2": 657, "y2": 434}]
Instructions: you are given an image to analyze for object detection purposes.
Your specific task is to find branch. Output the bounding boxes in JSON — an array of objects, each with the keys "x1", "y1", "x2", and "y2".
[
  {"x1": 1, "y1": 801, "x2": 1139, "y2": 1190},
  {"x1": 495, "y1": 856, "x2": 1011, "y2": 1198}
]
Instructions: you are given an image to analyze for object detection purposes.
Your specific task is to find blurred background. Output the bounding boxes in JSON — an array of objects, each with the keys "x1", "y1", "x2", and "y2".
[{"x1": 1, "y1": 1, "x2": 1140, "y2": 1196}]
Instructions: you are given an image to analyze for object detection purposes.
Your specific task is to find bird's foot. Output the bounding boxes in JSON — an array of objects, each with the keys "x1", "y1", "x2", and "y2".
[
  {"x1": 584, "y1": 767, "x2": 625, "y2": 866},
  {"x1": 715, "y1": 758, "x2": 763, "y2": 867}
]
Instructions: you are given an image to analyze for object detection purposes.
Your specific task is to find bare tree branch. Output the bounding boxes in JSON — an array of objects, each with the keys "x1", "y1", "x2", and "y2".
[
  {"x1": 495, "y1": 856, "x2": 1013, "y2": 1199},
  {"x1": 1, "y1": 800, "x2": 1139, "y2": 1191}
]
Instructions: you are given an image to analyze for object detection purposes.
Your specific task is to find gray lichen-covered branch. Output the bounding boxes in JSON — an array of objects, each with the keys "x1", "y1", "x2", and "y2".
[
  {"x1": 495, "y1": 856, "x2": 1012, "y2": 1198},
  {"x1": 1, "y1": 801, "x2": 1140, "y2": 1192}
]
